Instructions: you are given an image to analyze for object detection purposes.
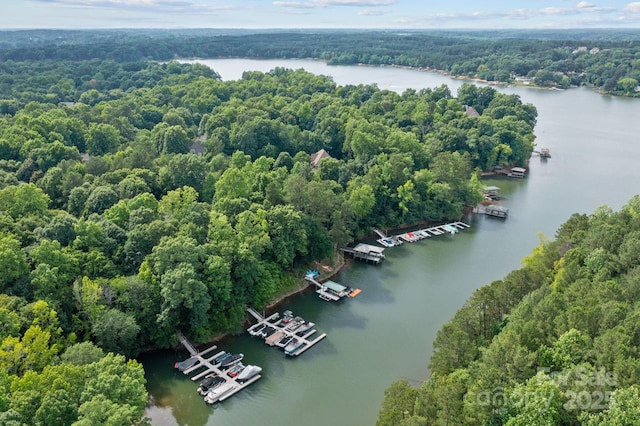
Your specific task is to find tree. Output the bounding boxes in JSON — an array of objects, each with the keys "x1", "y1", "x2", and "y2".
[
  {"x1": 86, "y1": 123, "x2": 120, "y2": 156},
  {"x1": 73, "y1": 395, "x2": 141, "y2": 426},
  {"x1": 84, "y1": 185, "x2": 118, "y2": 215},
  {"x1": 346, "y1": 180, "x2": 375, "y2": 221},
  {"x1": 0, "y1": 183, "x2": 50, "y2": 219},
  {"x1": 160, "y1": 125, "x2": 191, "y2": 154},
  {"x1": 158, "y1": 154, "x2": 207, "y2": 194},
  {"x1": 158, "y1": 185, "x2": 199, "y2": 219},
  {"x1": 157, "y1": 263, "x2": 211, "y2": 337},
  {"x1": 617, "y1": 77, "x2": 639, "y2": 96},
  {"x1": 583, "y1": 385, "x2": 640, "y2": 425},
  {"x1": 61, "y1": 341, "x2": 105, "y2": 366},
  {"x1": 0, "y1": 234, "x2": 29, "y2": 292},
  {"x1": 35, "y1": 212, "x2": 77, "y2": 246},
  {"x1": 92, "y1": 308, "x2": 140, "y2": 357},
  {"x1": 377, "y1": 379, "x2": 419, "y2": 426}
]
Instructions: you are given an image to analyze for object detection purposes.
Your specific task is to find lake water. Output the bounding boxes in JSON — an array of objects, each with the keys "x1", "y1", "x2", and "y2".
[{"x1": 141, "y1": 59, "x2": 640, "y2": 426}]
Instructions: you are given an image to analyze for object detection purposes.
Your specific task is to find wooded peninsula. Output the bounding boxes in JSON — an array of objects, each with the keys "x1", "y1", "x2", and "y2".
[{"x1": 0, "y1": 29, "x2": 638, "y2": 425}]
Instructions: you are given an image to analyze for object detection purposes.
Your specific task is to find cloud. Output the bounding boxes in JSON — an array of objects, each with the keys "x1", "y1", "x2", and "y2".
[
  {"x1": 357, "y1": 8, "x2": 386, "y2": 16},
  {"x1": 31, "y1": 0, "x2": 235, "y2": 13},
  {"x1": 625, "y1": 2, "x2": 640, "y2": 13},
  {"x1": 395, "y1": 2, "x2": 618, "y2": 27},
  {"x1": 273, "y1": 0, "x2": 396, "y2": 9}
]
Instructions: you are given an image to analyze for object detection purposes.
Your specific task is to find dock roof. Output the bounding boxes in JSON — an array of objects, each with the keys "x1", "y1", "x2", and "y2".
[
  {"x1": 323, "y1": 280, "x2": 347, "y2": 293},
  {"x1": 486, "y1": 205, "x2": 509, "y2": 213},
  {"x1": 353, "y1": 243, "x2": 385, "y2": 254}
]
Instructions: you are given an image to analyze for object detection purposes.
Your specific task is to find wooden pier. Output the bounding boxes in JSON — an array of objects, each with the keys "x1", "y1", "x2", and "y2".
[
  {"x1": 175, "y1": 331, "x2": 261, "y2": 403},
  {"x1": 246, "y1": 308, "x2": 327, "y2": 356}
]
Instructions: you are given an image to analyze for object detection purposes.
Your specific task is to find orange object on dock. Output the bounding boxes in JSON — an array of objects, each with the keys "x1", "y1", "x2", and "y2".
[{"x1": 348, "y1": 288, "x2": 362, "y2": 297}]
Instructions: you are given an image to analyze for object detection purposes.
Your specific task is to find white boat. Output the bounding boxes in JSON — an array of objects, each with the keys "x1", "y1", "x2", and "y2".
[
  {"x1": 294, "y1": 321, "x2": 315, "y2": 336},
  {"x1": 284, "y1": 316, "x2": 304, "y2": 332},
  {"x1": 248, "y1": 323, "x2": 266, "y2": 336},
  {"x1": 236, "y1": 365, "x2": 262, "y2": 382},
  {"x1": 204, "y1": 382, "x2": 236, "y2": 404},
  {"x1": 197, "y1": 375, "x2": 226, "y2": 396},
  {"x1": 284, "y1": 338, "x2": 304, "y2": 355}
]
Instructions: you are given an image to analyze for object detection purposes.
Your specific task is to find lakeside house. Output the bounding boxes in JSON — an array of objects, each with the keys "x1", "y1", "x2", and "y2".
[
  {"x1": 310, "y1": 149, "x2": 332, "y2": 170},
  {"x1": 464, "y1": 105, "x2": 480, "y2": 117}
]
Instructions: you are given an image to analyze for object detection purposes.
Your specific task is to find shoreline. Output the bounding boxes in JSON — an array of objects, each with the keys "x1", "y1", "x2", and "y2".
[
  {"x1": 158, "y1": 250, "x2": 349, "y2": 353},
  {"x1": 181, "y1": 56, "x2": 633, "y2": 97},
  {"x1": 154, "y1": 217, "x2": 467, "y2": 355}
]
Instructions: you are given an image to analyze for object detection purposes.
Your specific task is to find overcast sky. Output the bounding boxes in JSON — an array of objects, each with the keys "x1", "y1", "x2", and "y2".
[{"x1": 2, "y1": 1, "x2": 640, "y2": 30}]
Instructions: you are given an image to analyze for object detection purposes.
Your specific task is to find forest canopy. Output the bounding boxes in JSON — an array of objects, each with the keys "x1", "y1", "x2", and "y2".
[{"x1": 0, "y1": 53, "x2": 538, "y2": 424}]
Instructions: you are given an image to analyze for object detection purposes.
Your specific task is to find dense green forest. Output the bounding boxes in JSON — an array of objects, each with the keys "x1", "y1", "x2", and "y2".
[
  {"x1": 377, "y1": 196, "x2": 640, "y2": 425},
  {"x1": 1, "y1": 29, "x2": 640, "y2": 96},
  {"x1": 0, "y1": 55, "x2": 536, "y2": 424}
]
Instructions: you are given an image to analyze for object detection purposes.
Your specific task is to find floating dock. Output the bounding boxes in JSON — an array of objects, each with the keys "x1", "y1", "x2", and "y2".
[
  {"x1": 246, "y1": 308, "x2": 327, "y2": 356},
  {"x1": 175, "y1": 331, "x2": 261, "y2": 404},
  {"x1": 304, "y1": 271, "x2": 361, "y2": 301}
]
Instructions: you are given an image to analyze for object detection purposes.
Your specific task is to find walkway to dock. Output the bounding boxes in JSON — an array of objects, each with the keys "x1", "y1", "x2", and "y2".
[
  {"x1": 246, "y1": 307, "x2": 327, "y2": 356},
  {"x1": 175, "y1": 331, "x2": 261, "y2": 403},
  {"x1": 176, "y1": 330, "x2": 198, "y2": 356}
]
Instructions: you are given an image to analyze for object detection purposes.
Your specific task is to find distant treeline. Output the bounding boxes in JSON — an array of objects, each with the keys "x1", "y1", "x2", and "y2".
[{"x1": 1, "y1": 29, "x2": 640, "y2": 96}]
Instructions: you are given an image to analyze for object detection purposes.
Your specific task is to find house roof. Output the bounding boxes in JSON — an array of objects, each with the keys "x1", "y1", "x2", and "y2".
[
  {"x1": 464, "y1": 105, "x2": 480, "y2": 117},
  {"x1": 310, "y1": 149, "x2": 332, "y2": 169}
]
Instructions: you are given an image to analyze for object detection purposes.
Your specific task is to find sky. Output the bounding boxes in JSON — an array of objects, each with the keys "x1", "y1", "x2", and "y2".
[{"x1": 2, "y1": 0, "x2": 640, "y2": 30}]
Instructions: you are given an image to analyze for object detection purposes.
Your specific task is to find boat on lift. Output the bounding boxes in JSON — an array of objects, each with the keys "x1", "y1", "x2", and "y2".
[
  {"x1": 197, "y1": 375, "x2": 226, "y2": 396},
  {"x1": 236, "y1": 365, "x2": 262, "y2": 382},
  {"x1": 219, "y1": 353, "x2": 244, "y2": 369}
]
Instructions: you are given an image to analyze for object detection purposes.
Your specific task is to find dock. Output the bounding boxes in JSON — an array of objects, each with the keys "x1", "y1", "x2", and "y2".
[
  {"x1": 372, "y1": 227, "x2": 403, "y2": 247},
  {"x1": 341, "y1": 221, "x2": 469, "y2": 262},
  {"x1": 533, "y1": 147, "x2": 551, "y2": 158},
  {"x1": 483, "y1": 186, "x2": 501, "y2": 201},
  {"x1": 304, "y1": 271, "x2": 360, "y2": 301},
  {"x1": 246, "y1": 308, "x2": 327, "y2": 356},
  {"x1": 510, "y1": 167, "x2": 527, "y2": 178},
  {"x1": 175, "y1": 331, "x2": 261, "y2": 403},
  {"x1": 482, "y1": 204, "x2": 509, "y2": 218},
  {"x1": 342, "y1": 243, "x2": 386, "y2": 264}
]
